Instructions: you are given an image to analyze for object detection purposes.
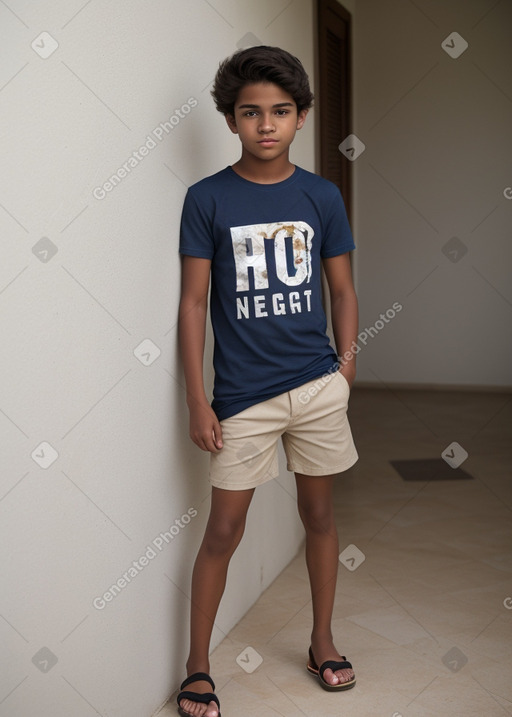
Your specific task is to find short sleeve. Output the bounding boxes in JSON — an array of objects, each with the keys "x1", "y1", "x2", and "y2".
[
  {"x1": 179, "y1": 189, "x2": 215, "y2": 259},
  {"x1": 320, "y1": 185, "x2": 355, "y2": 259}
]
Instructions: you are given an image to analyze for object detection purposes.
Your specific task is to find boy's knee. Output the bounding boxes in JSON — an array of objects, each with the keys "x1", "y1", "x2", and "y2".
[
  {"x1": 204, "y1": 518, "x2": 245, "y2": 556},
  {"x1": 298, "y1": 501, "x2": 334, "y2": 533}
]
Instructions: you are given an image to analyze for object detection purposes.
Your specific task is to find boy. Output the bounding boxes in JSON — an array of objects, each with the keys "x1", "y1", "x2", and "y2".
[{"x1": 177, "y1": 46, "x2": 358, "y2": 717}]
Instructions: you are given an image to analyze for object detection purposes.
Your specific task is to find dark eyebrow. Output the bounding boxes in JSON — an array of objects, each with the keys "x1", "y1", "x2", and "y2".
[{"x1": 237, "y1": 102, "x2": 294, "y2": 109}]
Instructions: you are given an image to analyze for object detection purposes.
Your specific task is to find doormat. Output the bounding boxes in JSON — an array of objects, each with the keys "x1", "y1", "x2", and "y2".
[{"x1": 390, "y1": 458, "x2": 474, "y2": 481}]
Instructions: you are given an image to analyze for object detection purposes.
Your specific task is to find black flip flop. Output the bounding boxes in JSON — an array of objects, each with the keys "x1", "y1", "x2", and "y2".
[
  {"x1": 306, "y1": 646, "x2": 356, "y2": 691},
  {"x1": 177, "y1": 672, "x2": 221, "y2": 716}
]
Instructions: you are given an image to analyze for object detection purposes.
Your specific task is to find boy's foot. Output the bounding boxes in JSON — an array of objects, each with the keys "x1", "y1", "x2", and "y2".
[
  {"x1": 177, "y1": 673, "x2": 221, "y2": 717},
  {"x1": 308, "y1": 638, "x2": 355, "y2": 689}
]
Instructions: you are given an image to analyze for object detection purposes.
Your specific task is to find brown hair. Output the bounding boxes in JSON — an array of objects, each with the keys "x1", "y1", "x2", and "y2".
[{"x1": 211, "y1": 46, "x2": 314, "y2": 116}]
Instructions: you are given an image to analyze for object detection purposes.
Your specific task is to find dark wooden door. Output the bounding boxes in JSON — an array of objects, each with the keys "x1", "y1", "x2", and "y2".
[{"x1": 317, "y1": 0, "x2": 352, "y2": 224}]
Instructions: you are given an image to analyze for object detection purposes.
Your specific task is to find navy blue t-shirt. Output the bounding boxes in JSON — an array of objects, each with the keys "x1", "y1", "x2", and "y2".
[{"x1": 179, "y1": 165, "x2": 355, "y2": 421}]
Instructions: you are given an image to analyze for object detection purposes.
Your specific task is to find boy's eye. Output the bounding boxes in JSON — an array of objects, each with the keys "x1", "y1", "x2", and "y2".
[{"x1": 242, "y1": 109, "x2": 290, "y2": 117}]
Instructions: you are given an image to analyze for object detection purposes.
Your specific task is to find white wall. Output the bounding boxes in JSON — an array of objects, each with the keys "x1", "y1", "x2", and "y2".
[
  {"x1": 0, "y1": 2, "x2": 316, "y2": 716},
  {"x1": 350, "y1": 0, "x2": 512, "y2": 389}
]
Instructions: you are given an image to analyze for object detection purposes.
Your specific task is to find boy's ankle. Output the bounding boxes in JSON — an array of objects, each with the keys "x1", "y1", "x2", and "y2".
[
  {"x1": 311, "y1": 631, "x2": 335, "y2": 648},
  {"x1": 185, "y1": 659, "x2": 211, "y2": 676}
]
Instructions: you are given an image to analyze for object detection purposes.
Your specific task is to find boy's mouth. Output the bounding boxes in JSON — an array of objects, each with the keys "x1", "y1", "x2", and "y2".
[{"x1": 258, "y1": 138, "x2": 278, "y2": 145}]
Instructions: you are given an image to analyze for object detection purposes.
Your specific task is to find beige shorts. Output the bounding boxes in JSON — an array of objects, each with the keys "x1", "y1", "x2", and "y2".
[{"x1": 209, "y1": 370, "x2": 358, "y2": 491}]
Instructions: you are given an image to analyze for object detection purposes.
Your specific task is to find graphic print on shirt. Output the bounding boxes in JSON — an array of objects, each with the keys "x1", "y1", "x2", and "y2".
[{"x1": 230, "y1": 221, "x2": 314, "y2": 320}]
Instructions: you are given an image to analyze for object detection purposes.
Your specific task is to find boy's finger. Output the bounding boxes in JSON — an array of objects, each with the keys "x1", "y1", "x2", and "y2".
[
  {"x1": 193, "y1": 432, "x2": 216, "y2": 453},
  {"x1": 200, "y1": 429, "x2": 222, "y2": 453},
  {"x1": 213, "y1": 423, "x2": 223, "y2": 449}
]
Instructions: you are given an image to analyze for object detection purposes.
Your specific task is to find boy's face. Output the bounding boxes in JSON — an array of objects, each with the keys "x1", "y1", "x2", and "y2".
[{"x1": 226, "y1": 82, "x2": 308, "y2": 163}]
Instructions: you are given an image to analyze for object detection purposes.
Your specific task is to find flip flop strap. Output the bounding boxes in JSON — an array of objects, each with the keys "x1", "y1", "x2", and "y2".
[
  {"x1": 179, "y1": 671, "x2": 215, "y2": 692},
  {"x1": 177, "y1": 690, "x2": 220, "y2": 709},
  {"x1": 319, "y1": 659, "x2": 353, "y2": 679}
]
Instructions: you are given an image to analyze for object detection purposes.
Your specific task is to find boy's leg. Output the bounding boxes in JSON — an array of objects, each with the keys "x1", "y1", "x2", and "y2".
[
  {"x1": 180, "y1": 485, "x2": 255, "y2": 716},
  {"x1": 295, "y1": 472, "x2": 354, "y2": 687}
]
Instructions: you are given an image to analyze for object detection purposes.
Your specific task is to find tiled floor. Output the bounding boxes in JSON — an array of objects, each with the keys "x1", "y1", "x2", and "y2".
[{"x1": 159, "y1": 388, "x2": 512, "y2": 716}]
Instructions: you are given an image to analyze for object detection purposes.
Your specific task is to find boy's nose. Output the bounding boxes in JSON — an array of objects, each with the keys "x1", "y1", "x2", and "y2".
[{"x1": 259, "y1": 115, "x2": 275, "y2": 132}]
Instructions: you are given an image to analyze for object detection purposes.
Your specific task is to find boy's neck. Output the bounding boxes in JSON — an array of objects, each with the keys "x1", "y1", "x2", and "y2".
[{"x1": 231, "y1": 153, "x2": 296, "y2": 184}]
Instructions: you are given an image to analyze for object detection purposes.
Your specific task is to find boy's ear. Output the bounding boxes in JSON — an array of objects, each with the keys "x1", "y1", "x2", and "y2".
[
  {"x1": 296, "y1": 108, "x2": 308, "y2": 130},
  {"x1": 225, "y1": 113, "x2": 238, "y2": 134}
]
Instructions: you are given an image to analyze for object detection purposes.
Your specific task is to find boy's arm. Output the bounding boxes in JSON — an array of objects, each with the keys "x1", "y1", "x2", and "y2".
[
  {"x1": 178, "y1": 255, "x2": 223, "y2": 453},
  {"x1": 322, "y1": 252, "x2": 358, "y2": 388}
]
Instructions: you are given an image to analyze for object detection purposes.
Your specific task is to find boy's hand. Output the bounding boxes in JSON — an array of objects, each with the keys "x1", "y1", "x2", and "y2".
[
  {"x1": 339, "y1": 363, "x2": 356, "y2": 390},
  {"x1": 189, "y1": 402, "x2": 224, "y2": 453}
]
